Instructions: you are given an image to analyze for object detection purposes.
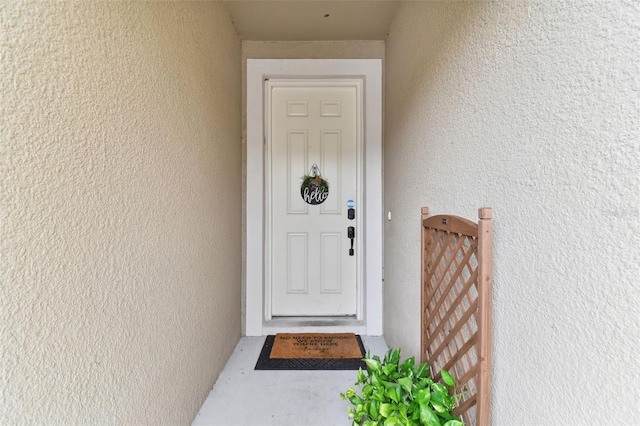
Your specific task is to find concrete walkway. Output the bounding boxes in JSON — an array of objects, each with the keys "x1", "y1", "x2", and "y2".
[{"x1": 192, "y1": 336, "x2": 389, "y2": 426}]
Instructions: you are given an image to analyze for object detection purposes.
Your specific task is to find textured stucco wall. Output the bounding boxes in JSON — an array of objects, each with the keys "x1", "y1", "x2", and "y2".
[
  {"x1": 240, "y1": 41, "x2": 385, "y2": 334},
  {"x1": 384, "y1": 1, "x2": 639, "y2": 423},
  {"x1": 1, "y1": 2, "x2": 241, "y2": 424}
]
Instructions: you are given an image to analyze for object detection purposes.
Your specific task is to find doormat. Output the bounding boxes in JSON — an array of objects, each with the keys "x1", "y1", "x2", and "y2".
[{"x1": 254, "y1": 333, "x2": 366, "y2": 370}]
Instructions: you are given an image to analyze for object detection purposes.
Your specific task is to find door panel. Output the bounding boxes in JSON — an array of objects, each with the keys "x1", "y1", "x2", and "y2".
[{"x1": 269, "y1": 83, "x2": 359, "y2": 316}]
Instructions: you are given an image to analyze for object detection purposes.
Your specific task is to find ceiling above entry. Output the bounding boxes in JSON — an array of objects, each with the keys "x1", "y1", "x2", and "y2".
[{"x1": 223, "y1": 1, "x2": 401, "y2": 41}]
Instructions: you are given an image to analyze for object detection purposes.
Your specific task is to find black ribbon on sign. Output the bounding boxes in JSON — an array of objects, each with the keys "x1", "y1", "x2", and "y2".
[{"x1": 300, "y1": 164, "x2": 329, "y2": 205}]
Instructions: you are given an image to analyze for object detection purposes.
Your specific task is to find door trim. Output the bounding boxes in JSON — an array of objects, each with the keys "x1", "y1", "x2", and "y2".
[{"x1": 246, "y1": 59, "x2": 382, "y2": 336}]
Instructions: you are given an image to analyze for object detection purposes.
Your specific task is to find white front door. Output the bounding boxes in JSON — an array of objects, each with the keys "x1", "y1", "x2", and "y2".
[{"x1": 267, "y1": 81, "x2": 361, "y2": 316}]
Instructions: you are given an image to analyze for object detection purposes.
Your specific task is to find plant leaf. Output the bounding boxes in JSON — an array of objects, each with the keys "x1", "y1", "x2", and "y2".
[
  {"x1": 364, "y1": 358, "x2": 382, "y2": 374},
  {"x1": 440, "y1": 369, "x2": 456, "y2": 387},
  {"x1": 363, "y1": 385, "x2": 374, "y2": 398},
  {"x1": 371, "y1": 394, "x2": 385, "y2": 403},
  {"x1": 430, "y1": 384, "x2": 456, "y2": 411},
  {"x1": 398, "y1": 403, "x2": 408, "y2": 420},
  {"x1": 436, "y1": 411, "x2": 460, "y2": 422},
  {"x1": 397, "y1": 377, "x2": 413, "y2": 393},
  {"x1": 401, "y1": 357, "x2": 415, "y2": 370},
  {"x1": 350, "y1": 395, "x2": 364, "y2": 406},
  {"x1": 385, "y1": 387, "x2": 399, "y2": 403},
  {"x1": 369, "y1": 400, "x2": 380, "y2": 420},
  {"x1": 431, "y1": 382, "x2": 448, "y2": 396},
  {"x1": 395, "y1": 385, "x2": 403, "y2": 404},
  {"x1": 416, "y1": 362, "x2": 430, "y2": 379},
  {"x1": 371, "y1": 371, "x2": 382, "y2": 388},
  {"x1": 443, "y1": 421, "x2": 464, "y2": 426},
  {"x1": 383, "y1": 348, "x2": 392, "y2": 363},
  {"x1": 379, "y1": 403, "x2": 392, "y2": 418},
  {"x1": 383, "y1": 363, "x2": 397, "y2": 376},
  {"x1": 357, "y1": 368, "x2": 367, "y2": 383},
  {"x1": 381, "y1": 380, "x2": 396, "y2": 390},
  {"x1": 417, "y1": 388, "x2": 431, "y2": 406},
  {"x1": 383, "y1": 416, "x2": 402, "y2": 426},
  {"x1": 419, "y1": 404, "x2": 441, "y2": 426},
  {"x1": 391, "y1": 348, "x2": 401, "y2": 364},
  {"x1": 431, "y1": 402, "x2": 447, "y2": 414}
]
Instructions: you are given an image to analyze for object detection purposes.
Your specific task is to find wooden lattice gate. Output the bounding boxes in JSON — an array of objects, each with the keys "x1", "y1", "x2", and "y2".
[{"x1": 421, "y1": 207, "x2": 493, "y2": 425}]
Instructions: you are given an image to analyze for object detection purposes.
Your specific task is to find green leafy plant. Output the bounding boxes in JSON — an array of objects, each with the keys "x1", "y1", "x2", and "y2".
[
  {"x1": 301, "y1": 174, "x2": 329, "y2": 192},
  {"x1": 340, "y1": 348, "x2": 464, "y2": 426}
]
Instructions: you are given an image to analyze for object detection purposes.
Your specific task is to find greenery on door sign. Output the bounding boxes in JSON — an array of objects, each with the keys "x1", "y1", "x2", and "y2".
[
  {"x1": 300, "y1": 174, "x2": 329, "y2": 192},
  {"x1": 300, "y1": 163, "x2": 329, "y2": 205},
  {"x1": 341, "y1": 348, "x2": 464, "y2": 426}
]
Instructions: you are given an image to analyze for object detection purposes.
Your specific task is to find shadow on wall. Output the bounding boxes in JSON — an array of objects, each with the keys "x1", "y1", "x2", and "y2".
[{"x1": 386, "y1": 2, "x2": 491, "y2": 129}]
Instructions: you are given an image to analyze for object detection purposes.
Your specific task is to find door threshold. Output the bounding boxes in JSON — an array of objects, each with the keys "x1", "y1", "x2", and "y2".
[{"x1": 262, "y1": 316, "x2": 368, "y2": 335}]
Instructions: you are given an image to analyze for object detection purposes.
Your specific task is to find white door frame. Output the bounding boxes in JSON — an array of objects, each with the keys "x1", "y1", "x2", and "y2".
[{"x1": 246, "y1": 59, "x2": 382, "y2": 336}]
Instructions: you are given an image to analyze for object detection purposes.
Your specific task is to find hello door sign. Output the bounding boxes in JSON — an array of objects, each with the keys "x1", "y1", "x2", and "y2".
[{"x1": 300, "y1": 164, "x2": 329, "y2": 205}]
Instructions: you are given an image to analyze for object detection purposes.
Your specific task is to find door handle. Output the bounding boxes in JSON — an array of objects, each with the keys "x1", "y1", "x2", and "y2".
[{"x1": 347, "y1": 226, "x2": 355, "y2": 256}]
